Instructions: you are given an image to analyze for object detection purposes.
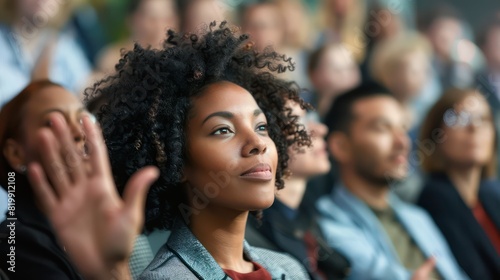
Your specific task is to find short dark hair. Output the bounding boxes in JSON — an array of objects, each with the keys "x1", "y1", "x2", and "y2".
[
  {"x1": 417, "y1": 3, "x2": 462, "y2": 32},
  {"x1": 324, "y1": 82, "x2": 392, "y2": 135}
]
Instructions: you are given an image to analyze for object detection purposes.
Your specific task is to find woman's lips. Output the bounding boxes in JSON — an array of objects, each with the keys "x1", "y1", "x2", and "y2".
[{"x1": 240, "y1": 163, "x2": 273, "y2": 181}]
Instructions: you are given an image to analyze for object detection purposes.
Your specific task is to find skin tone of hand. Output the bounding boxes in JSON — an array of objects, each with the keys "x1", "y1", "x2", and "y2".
[
  {"x1": 26, "y1": 114, "x2": 159, "y2": 280},
  {"x1": 411, "y1": 257, "x2": 437, "y2": 280}
]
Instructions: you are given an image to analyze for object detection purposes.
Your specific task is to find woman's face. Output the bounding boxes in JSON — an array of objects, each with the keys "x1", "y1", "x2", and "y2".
[
  {"x1": 242, "y1": 4, "x2": 284, "y2": 51},
  {"x1": 183, "y1": 81, "x2": 278, "y2": 212},
  {"x1": 131, "y1": 0, "x2": 179, "y2": 48},
  {"x1": 5, "y1": 86, "x2": 87, "y2": 169},
  {"x1": 314, "y1": 45, "x2": 360, "y2": 95},
  {"x1": 287, "y1": 103, "x2": 330, "y2": 178},
  {"x1": 440, "y1": 94, "x2": 495, "y2": 169}
]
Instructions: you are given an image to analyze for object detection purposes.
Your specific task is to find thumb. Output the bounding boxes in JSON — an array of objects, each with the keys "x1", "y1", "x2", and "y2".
[{"x1": 122, "y1": 166, "x2": 159, "y2": 229}]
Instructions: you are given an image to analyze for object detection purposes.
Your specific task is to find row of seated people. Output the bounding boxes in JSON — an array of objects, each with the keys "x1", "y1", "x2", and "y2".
[{"x1": 0, "y1": 24, "x2": 499, "y2": 280}]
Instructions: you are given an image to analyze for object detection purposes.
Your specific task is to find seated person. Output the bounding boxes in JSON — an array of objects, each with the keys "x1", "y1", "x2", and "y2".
[
  {"x1": 316, "y1": 84, "x2": 468, "y2": 279},
  {"x1": 87, "y1": 22, "x2": 310, "y2": 279},
  {"x1": 246, "y1": 102, "x2": 351, "y2": 280},
  {"x1": 0, "y1": 80, "x2": 159, "y2": 279},
  {"x1": 418, "y1": 88, "x2": 500, "y2": 280}
]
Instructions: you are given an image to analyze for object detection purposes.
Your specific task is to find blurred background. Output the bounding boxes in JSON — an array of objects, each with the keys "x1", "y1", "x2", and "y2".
[{"x1": 1, "y1": 0, "x2": 500, "y2": 217}]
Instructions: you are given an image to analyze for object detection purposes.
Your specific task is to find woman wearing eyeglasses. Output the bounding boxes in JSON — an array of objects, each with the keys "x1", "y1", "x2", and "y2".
[{"x1": 417, "y1": 88, "x2": 500, "y2": 280}]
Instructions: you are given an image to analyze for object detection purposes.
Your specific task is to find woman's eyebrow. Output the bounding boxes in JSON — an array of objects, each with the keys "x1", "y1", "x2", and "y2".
[
  {"x1": 202, "y1": 111, "x2": 234, "y2": 124},
  {"x1": 202, "y1": 109, "x2": 263, "y2": 124}
]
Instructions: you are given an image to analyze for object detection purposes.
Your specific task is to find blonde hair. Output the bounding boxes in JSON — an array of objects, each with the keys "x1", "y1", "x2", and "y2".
[{"x1": 370, "y1": 32, "x2": 432, "y2": 85}]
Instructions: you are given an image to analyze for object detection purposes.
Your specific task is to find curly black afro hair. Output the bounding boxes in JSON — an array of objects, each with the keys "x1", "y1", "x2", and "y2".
[{"x1": 85, "y1": 21, "x2": 311, "y2": 231}]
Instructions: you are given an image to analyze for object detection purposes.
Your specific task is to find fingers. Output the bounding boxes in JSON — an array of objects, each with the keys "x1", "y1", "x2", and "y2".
[
  {"x1": 122, "y1": 166, "x2": 159, "y2": 231},
  {"x1": 412, "y1": 257, "x2": 436, "y2": 280},
  {"x1": 50, "y1": 114, "x2": 85, "y2": 183},
  {"x1": 37, "y1": 127, "x2": 71, "y2": 197},
  {"x1": 26, "y1": 162, "x2": 57, "y2": 214},
  {"x1": 82, "y1": 115, "x2": 111, "y2": 176}
]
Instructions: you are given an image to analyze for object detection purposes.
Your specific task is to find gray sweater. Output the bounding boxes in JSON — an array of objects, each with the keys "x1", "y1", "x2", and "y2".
[{"x1": 139, "y1": 219, "x2": 310, "y2": 280}]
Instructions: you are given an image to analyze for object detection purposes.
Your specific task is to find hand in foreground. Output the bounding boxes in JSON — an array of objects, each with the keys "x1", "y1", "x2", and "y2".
[{"x1": 27, "y1": 114, "x2": 159, "y2": 280}]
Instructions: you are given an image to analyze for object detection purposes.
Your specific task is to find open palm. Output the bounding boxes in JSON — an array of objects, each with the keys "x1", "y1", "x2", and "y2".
[{"x1": 27, "y1": 114, "x2": 159, "y2": 280}]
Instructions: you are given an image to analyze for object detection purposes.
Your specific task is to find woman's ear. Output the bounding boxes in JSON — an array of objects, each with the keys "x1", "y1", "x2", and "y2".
[
  {"x1": 327, "y1": 132, "x2": 351, "y2": 164},
  {"x1": 3, "y1": 139, "x2": 26, "y2": 172}
]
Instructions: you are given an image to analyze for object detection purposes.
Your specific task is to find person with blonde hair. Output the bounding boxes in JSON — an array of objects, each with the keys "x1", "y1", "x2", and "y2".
[{"x1": 370, "y1": 32, "x2": 435, "y2": 130}]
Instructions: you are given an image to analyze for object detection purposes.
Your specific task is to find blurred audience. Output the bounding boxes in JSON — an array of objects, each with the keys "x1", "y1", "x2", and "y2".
[
  {"x1": 96, "y1": 0, "x2": 179, "y2": 75},
  {"x1": 307, "y1": 43, "x2": 360, "y2": 118},
  {"x1": 179, "y1": 0, "x2": 227, "y2": 33},
  {"x1": 477, "y1": 17, "x2": 500, "y2": 176},
  {"x1": 239, "y1": 0, "x2": 313, "y2": 87},
  {"x1": 418, "y1": 88, "x2": 500, "y2": 280},
  {"x1": 359, "y1": 4, "x2": 406, "y2": 84},
  {"x1": 316, "y1": 0, "x2": 367, "y2": 62},
  {"x1": 419, "y1": 5, "x2": 481, "y2": 90},
  {"x1": 316, "y1": 84, "x2": 467, "y2": 279},
  {"x1": 246, "y1": 102, "x2": 351, "y2": 280},
  {"x1": 370, "y1": 32, "x2": 434, "y2": 133},
  {"x1": 0, "y1": 0, "x2": 91, "y2": 107}
]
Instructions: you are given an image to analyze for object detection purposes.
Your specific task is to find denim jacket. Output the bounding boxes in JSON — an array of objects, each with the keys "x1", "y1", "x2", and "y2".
[
  {"x1": 139, "y1": 218, "x2": 310, "y2": 280},
  {"x1": 316, "y1": 184, "x2": 469, "y2": 280}
]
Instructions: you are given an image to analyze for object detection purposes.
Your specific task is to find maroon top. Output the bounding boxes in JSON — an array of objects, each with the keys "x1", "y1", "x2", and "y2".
[{"x1": 223, "y1": 262, "x2": 272, "y2": 280}]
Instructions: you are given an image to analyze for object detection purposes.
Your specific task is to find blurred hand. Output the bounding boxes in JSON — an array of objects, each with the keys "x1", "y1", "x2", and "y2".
[
  {"x1": 411, "y1": 257, "x2": 437, "y2": 280},
  {"x1": 27, "y1": 114, "x2": 159, "y2": 280}
]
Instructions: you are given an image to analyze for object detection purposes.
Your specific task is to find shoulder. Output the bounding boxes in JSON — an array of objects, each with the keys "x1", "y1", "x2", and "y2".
[{"x1": 251, "y1": 247, "x2": 309, "y2": 279}]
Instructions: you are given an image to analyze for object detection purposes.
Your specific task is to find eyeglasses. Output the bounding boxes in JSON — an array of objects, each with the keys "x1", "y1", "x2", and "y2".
[{"x1": 443, "y1": 108, "x2": 492, "y2": 128}]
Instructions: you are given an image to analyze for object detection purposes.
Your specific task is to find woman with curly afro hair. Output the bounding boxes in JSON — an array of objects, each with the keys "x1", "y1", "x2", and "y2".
[{"x1": 86, "y1": 21, "x2": 312, "y2": 279}]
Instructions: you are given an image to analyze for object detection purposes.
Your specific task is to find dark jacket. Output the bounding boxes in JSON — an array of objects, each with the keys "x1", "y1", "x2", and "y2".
[
  {"x1": 246, "y1": 200, "x2": 350, "y2": 280},
  {"x1": 0, "y1": 183, "x2": 82, "y2": 280},
  {"x1": 418, "y1": 173, "x2": 500, "y2": 280}
]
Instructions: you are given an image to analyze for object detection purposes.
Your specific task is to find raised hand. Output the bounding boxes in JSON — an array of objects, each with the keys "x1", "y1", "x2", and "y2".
[{"x1": 26, "y1": 114, "x2": 159, "y2": 280}]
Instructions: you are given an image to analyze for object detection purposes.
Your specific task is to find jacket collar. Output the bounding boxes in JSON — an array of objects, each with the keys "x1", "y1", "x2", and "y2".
[{"x1": 167, "y1": 218, "x2": 287, "y2": 279}]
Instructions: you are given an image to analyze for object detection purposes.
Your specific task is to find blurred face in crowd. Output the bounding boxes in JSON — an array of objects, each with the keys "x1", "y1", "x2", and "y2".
[
  {"x1": 386, "y1": 50, "x2": 430, "y2": 100},
  {"x1": 311, "y1": 45, "x2": 361, "y2": 96},
  {"x1": 183, "y1": 82, "x2": 278, "y2": 212},
  {"x1": 439, "y1": 94, "x2": 495, "y2": 170},
  {"x1": 287, "y1": 103, "x2": 330, "y2": 178},
  {"x1": 3, "y1": 86, "x2": 87, "y2": 172},
  {"x1": 483, "y1": 26, "x2": 500, "y2": 69},
  {"x1": 327, "y1": 0, "x2": 353, "y2": 18},
  {"x1": 183, "y1": 0, "x2": 225, "y2": 33},
  {"x1": 131, "y1": 0, "x2": 179, "y2": 48},
  {"x1": 242, "y1": 4, "x2": 285, "y2": 51},
  {"x1": 16, "y1": 0, "x2": 52, "y2": 18},
  {"x1": 427, "y1": 17, "x2": 463, "y2": 59},
  {"x1": 330, "y1": 96, "x2": 410, "y2": 185},
  {"x1": 276, "y1": 0, "x2": 308, "y2": 47}
]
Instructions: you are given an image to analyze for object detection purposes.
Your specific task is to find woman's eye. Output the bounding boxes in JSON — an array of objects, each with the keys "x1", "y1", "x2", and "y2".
[
  {"x1": 212, "y1": 127, "x2": 233, "y2": 135},
  {"x1": 257, "y1": 124, "x2": 268, "y2": 132}
]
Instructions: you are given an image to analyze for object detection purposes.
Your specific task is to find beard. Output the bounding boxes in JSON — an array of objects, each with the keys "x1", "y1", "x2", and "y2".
[{"x1": 353, "y1": 153, "x2": 407, "y2": 188}]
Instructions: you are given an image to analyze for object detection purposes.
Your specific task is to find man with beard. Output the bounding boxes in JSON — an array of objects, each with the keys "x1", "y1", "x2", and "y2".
[{"x1": 316, "y1": 84, "x2": 468, "y2": 280}]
